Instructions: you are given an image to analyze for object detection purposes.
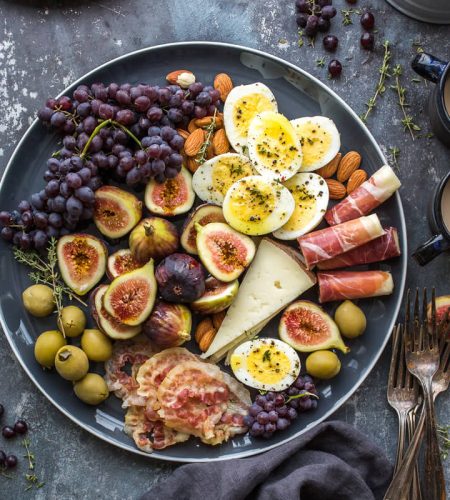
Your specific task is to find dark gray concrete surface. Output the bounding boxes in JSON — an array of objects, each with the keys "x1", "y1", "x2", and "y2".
[{"x1": 0, "y1": 0, "x2": 449, "y2": 498}]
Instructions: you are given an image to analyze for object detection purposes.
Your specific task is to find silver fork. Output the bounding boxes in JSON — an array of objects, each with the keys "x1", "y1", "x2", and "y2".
[
  {"x1": 405, "y1": 288, "x2": 446, "y2": 500},
  {"x1": 387, "y1": 324, "x2": 422, "y2": 500},
  {"x1": 384, "y1": 320, "x2": 450, "y2": 500}
]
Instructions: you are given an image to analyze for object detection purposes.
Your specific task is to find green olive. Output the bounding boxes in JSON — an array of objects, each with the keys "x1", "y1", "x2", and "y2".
[
  {"x1": 81, "y1": 329, "x2": 113, "y2": 362},
  {"x1": 55, "y1": 345, "x2": 89, "y2": 381},
  {"x1": 57, "y1": 306, "x2": 86, "y2": 338},
  {"x1": 73, "y1": 373, "x2": 109, "y2": 405},
  {"x1": 22, "y1": 284, "x2": 55, "y2": 317},
  {"x1": 34, "y1": 330, "x2": 67, "y2": 369},
  {"x1": 306, "y1": 350, "x2": 341, "y2": 379},
  {"x1": 334, "y1": 300, "x2": 367, "y2": 339}
]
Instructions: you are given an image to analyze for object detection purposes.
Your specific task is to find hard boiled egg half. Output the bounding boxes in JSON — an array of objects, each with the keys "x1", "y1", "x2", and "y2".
[
  {"x1": 291, "y1": 116, "x2": 340, "y2": 172},
  {"x1": 223, "y1": 83, "x2": 277, "y2": 155},
  {"x1": 192, "y1": 153, "x2": 255, "y2": 206},
  {"x1": 222, "y1": 175, "x2": 295, "y2": 235},
  {"x1": 273, "y1": 172, "x2": 329, "y2": 240},
  {"x1": 230, "y1": 338, "x2": 301, "y2": 391}
]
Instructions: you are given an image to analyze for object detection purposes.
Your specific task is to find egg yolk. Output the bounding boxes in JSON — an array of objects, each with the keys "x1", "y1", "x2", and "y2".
[
  {"x1": 295, "y1": 121, "x2": 332, "y2": 168},
  {"x1": 233, "y1": 94, "x2": 275, "y2": 135},
  {"x1": 211, "y1": 158, "x2": 254, "y2": 197},
  {"x1": 281, "y1": 180, "x2": 318, "y2": 231},
  {"x1": 227, "y1": 179, "x2": 276, "y2": 225},
  {"x1": 231, "y1": 346, "x2": 293, "y2": 385}
]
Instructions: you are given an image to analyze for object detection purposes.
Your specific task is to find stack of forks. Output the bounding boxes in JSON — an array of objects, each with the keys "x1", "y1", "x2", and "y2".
[{"x1": 384, "y1": 289, "x2": 449, "y2": 500}]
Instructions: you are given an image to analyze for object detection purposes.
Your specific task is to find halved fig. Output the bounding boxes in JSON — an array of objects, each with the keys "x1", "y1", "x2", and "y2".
[
  {"x1": 191, "y1": 277, "x2": 239, "y2": 314},
  {"x1": 90, "y1": 285, "x2": 141, "y2": 340},
  {"x1": 145, "y1": 166, "x2": 195, "y2": 217},
  {"x1": 107, "y1": 249, "x2": 141, "y2": 279},
  {"x1": 129, "y1": 217, "x2": 179, "y2": 264},
  {"x1": 196, "y1": 222, "x2": 256, "y2": 282},
  {"x1": 279, "y1": 300, "x2": 349, "y2": 353},
  {"x1": 103, "y1": 260, "x2": 157, "y2": 326},
  {"x1": 180, "y1": 204, "x2": 226, "y2": 254},
  {"x1": 94, "y1": 185, "x2": 142, "y2": 239},
  {"x1": 57, "y1": 234, "x2": 107, "y2": 296}
]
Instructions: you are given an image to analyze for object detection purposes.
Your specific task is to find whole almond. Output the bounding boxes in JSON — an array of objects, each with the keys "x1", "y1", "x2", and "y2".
[
  {"x1": 195, "y1": 115, "x2": 224, "y2": 129},
  {"x1": 212, "y1": 129, "x2": 230, "y2": 155},
  {"x1": 214, "y1": 73, "x2": 233, "y2": 101},
  {"x1": 206, "y1": 142, "x2": 215, "y2": 160},
  {"x1": 176, "y1": 128, "x2": 190, "y2": 140},
  {"x1": 337, "y1": 151, "x2": 362, "y2": 182},
  {"x1": 212, "y1": 310, "x2": 226, "y2": 329},
  {"x1": 198, "y1": 328, "x2": 217, "y2": 352},
  {"x1": 188, "y1": 118, "x2": 199, "y2": 133},
  {"x1": 186, "y1": 157, "x2": 200, "y2": 173},
  {"x1": 347, "y1": 169, "x2": 368, "y2": 194},
  {"x1": 326, "y1": 179, "x2": 346, "y2": 200},
  {"x1": 195, "y1": 317, "x2": 214, "y2": 343},
  {"x1": 166, "y1": 69, "x2": 195, "y2": 89},
  {"x1": 184, "y1": 128, "x2": 205, "y2": 157},
  {"x1": 316, "y1": 153, "x2": 342, "y2": 179}
]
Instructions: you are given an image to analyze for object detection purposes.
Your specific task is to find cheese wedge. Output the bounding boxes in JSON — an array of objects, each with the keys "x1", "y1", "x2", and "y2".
[{"x1": 202, "y1": 238, "x2": 316, "y2": 362}]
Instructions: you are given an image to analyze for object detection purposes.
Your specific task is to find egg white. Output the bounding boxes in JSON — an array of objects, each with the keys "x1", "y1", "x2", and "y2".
[
  {"x1": 192, "y1": 153, "x2": 255, "y2": 206},
  {"x1": 290, "y1": 116, "x2": 340, "y2": 172},
  {"x1": 230, "y1": 338, "x2": 301, "y2": 391},
  {"x1": 223, "y1": 83, "x2": 278, "y2": 155},
  {"x1": 273, "y1": 172, "x2": 329, "y2": 240},
  {"x1": 222, "y1": 175, "x2": 295, "y2": 236}
]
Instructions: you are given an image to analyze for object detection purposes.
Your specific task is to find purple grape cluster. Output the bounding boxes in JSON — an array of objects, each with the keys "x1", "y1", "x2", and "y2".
[
  {"x1": 295, "y1": 0, "x2": 337, "y2": 37},
  {"x1": 244, "y1": 375, "x2": 318, "y2": 439},
  {"x1": 1, "y1": 80, "x2": 221, "y2": 250}
]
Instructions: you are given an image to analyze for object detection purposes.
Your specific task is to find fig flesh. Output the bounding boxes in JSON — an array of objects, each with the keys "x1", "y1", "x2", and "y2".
[
  {"x1": 142, "y1": 301, "x2": 192, "y2": 348},
  {"x1": 90, "y1": 285, "x2": 141, "y2": 340},
  {"x1": 279, "y1": 300, "x2": 349, "y2": 353},
  {"x1": 94, "y1": 185, "x2": 142, "y2": 239},
  {"x1": 191, "y1": 277, "x2": 239, "y2": 314},
  {"x1": 107, "y1": 249, "x2": 141, "y2": 279},
  {"x1": 57, "y1": 234, "x2": 107, "y2": 296},
  {"x1": 196, "y1": 222, "x2": 256, "y2": 282},
  {"x1": 145, "y1": 166, "x2": 195, "y2": 217},
  {"x1": 129, "y1": 217, "x2": 179, "y2": 264},
  {"x1": 155, "y1": 253, "x2": 205, "y2": 303},
  {"x1": 180, "y1": 204, "x2": 226, "y2": 254},
  {"x1": 103, "y1": 260, "x2": 157, "y2": 326}
]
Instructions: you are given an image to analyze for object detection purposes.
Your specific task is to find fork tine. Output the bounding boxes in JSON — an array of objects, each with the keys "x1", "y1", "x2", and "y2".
[
  {"x1": 423, "y1": 288, "x2": 430, "y2": 350},
  {"x1": 442, "y1": 341, "x2": 450, "y2": 371},
  {"x1": 430, "y1": 288, "x2": 437, "y2": 349},
  {"x1": 413, "y1": 288, "x2": 420, "y2": 351},
  {"x1": 389, "y1": 325, "x2": 402, "y2": 389},
  {"x1": 398, "y1": 325, "x2": 406, "y2": 387},
  {"x1": 404, "y1": 290, "x2": 412, "y2": 349}
]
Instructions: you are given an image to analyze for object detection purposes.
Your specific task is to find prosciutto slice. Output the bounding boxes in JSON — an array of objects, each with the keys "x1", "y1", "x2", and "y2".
[
  {"x1": 317, "y1": 227, "x2": 401, "y2": 270},
  {"x1": 325, "y1": 165, "x2": 401, "y2": 226},
  {"x1": 318, "y1": 270, "x2": 394, "y2": 303},
  {"x1": 298, "y1": 214, "x2": 385, "y2": 269}
]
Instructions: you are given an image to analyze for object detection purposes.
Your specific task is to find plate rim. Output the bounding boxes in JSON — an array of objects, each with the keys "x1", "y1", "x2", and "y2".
[{"x1": 0, "y1": 41, "x2": 407, "y2": 463}]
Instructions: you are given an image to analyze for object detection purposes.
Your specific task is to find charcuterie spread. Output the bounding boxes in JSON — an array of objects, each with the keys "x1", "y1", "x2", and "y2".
[{"x1": 1, "y1": 71, "x2": 402, "y2": 454}]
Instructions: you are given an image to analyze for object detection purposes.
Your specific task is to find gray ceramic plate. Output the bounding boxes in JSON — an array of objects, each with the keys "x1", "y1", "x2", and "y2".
[
  {"x1": 385, "y1": 0, "x2": 450, "y2": 24},
  {"x1": 0, "y1": 42, "x2": 407, "y2": 462}
]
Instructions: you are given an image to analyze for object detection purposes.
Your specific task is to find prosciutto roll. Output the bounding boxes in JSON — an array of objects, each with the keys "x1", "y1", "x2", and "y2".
[
  {"x1": 325, "y1": 165, "x2": 401, "y2": 226},
  {"x1": 298, "y1": 214, "x2": 385, "y2": 269},
  {"x1": 317, "y1": 227, "x2": 401, "y2": 270},
  {"x1": 318, "y1": 270, "x2": 394, "y2": 303}
]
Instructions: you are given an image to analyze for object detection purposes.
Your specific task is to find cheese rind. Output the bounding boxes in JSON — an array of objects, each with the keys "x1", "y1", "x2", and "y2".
[{"x1": 202, "y1": 238, "x2": 316, "y2": 360}]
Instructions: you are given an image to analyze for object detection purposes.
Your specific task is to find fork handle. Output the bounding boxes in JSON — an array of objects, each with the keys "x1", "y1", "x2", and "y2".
[{"x1": 423, "y1": 381, "x2": 447, "y2": 500}]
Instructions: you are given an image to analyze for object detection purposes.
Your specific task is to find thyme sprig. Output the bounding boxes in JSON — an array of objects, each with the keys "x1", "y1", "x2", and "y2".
[
  {"x1": 361, "y1": 41, "x2": 391, "y2": 122},
  {"x1": 196, "y1": 109, "x2": 218, "y2": 165},
  {"x1": 22, "y1": 439, "x2": 45, "y2": 491},
  {"x1": 13, "y1": 238, "x2": 87, "y2": 335},
  {"x1": 22, "y1": 439, "x2": 35, "y2": 470},
  {"x1": 316, "y1": 57, "x2": 326, "y2": 68},
  {"x1": 438, "y1": 425, "x2": 450, "y2": 460},
  {"x1": 341, "y1": 8, "x2": 361, "y2": 26},
  {"x1": 388, "y1": 146, "x2": 400, "y2": 171},
  {"x1": 391, "y1": 65, "x2": 420, "y2": 139}
]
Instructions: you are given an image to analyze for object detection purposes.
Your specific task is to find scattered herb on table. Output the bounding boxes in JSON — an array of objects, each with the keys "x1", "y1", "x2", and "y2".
[
  {"x1": 13, "y1": 238, "x2": 87, "y2": 335},
  {"x1": 361, "y1": 41, "x2": 391, "y2": 122},
  {"x1": 22, "y1": 439, "x2": 44, "y2": 491},
  {"x1": 388, "y1": 146, "x2": 400, "y2": 170},
  {"x1": 196, "y1": 109, "x2": 218, "y2": 165},
  {"x1": 316, "y1": 57, "x2": 326, "y2": 68},
  {"x1": 438, "y1": 425, "x2": 450, "y2": 460},
  {"x1": 391, "y1": 65, "x2": 421, "y2": 140},
  {"x1": 341, "y1": 8, "x2": 360, "y2": 26},
  {"x1": 297, "y1": 29, "x2": 304, "y2": 48}
]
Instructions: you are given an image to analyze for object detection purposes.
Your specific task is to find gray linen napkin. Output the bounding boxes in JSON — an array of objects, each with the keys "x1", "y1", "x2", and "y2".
[{"x1": 140, "y1": 420, "x2": 392, "y2": 500}]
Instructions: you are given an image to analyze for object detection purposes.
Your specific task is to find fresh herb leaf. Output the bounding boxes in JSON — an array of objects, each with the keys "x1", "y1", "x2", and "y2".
[
  {"x1": 262, "y1": 350, "x2": 271, "y2": 362},
  {"x1": 196, "y1": 109, "x2": 218, "y2": 165},
  {"x1": 316, "y1": 57, "x2": 326, "y2": 68}
]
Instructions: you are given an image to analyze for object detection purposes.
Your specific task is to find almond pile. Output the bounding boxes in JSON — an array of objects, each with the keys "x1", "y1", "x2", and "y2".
[
  {"x1": 195, "y1": 310, "x2": 226, "y2": 352},
  {"x1": 166, "y1": 70, "x2": 234, "y2": 173},
  {"x1": 317, "y1": 151, "x2": 368, "y2": 199}
]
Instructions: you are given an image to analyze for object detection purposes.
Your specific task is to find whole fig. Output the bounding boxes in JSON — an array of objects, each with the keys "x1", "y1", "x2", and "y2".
[
  {"x1": 143, "y1": 301, "x2": 192, "y2": 348},
  {"x1": 155, "y1": 253, "x2": 205, "y2": 303}
]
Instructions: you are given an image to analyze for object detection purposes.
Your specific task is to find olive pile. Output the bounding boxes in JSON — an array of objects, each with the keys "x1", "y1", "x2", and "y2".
[{"x1": 0, "y1": 404, "x2": 28, "y2": 470}]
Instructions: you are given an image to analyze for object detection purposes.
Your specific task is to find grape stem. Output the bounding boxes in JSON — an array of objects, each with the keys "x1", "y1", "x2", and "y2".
[{"x1": 80, "y1": 119, "x2": 142, "y2": 159}]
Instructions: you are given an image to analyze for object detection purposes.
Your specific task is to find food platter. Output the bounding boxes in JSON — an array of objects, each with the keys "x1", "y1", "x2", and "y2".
[{"x1": 0, "y1": 42, "x2": 407, "y2": 462}]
